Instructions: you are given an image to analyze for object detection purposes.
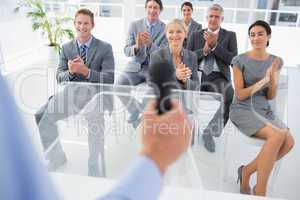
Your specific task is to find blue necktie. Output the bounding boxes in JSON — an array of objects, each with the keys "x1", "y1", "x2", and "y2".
[
  {"x1": 80, "y1": 45, "x2": 87, "y2": 64},
  {"x1": 149, "y1": 24, "x2": 155, "y2": 39},
  {"x1": 203, "y1": 53, "x2": 214, "y2": 75},
  {"x1": 142, "y1": 25, "x2": 155, "y2": 66}
]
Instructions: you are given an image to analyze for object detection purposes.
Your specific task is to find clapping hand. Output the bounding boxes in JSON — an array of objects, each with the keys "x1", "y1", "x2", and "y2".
[
  {"x1": 68, "y1": 56, "x2": 88, "y2": 77},
  {"x1": 140, "y1": 31, "x2": 152, "y2": 48},
  {"x1": 176, "y1": 63, "x2": 192, "y2": 82},
  {"x1": 270, "y1": 57, "x2": 281, "y2": 82},
  {"x1": 204, "y1": 31, "x2": 218, "y2": 49}
]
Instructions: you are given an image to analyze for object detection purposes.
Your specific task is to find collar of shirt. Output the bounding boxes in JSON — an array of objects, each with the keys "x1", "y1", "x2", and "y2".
[
  {"x1": 207, "y1": 27, "x2": 220, "y2": 34},
  {"x1": 76, "y1": 36, "x2": 93, "y2": 50},
  {"x1": 168, "y1": 47, "x2": 184, "y2": 58},
  {"x1": 145, "y1": 18, "x2": 158, "y2": 30},
  {"x1": 187, "y1": 19, "x2": 192, "y2": 28}
]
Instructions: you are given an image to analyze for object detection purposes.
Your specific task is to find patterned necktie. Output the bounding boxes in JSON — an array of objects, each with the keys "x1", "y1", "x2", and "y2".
[
  {"x1": 149, "y1": 24, "x2": 155, "y2": 39},
  {"x1": 80, "y1": 44, "x2": 87, "y2": 64},
  {"x1": 203, "y1": 53, "x2": 214, "y2": 75}
]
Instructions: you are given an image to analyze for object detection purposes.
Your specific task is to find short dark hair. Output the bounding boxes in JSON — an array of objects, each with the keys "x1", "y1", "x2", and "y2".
[
  {"x1": 181, "y1": 1, "x2": 193, "y2": 11},
  {"x1": 248, "y1": 20, "x2": 272, "y2": 47},
  {"x1": 75, "y1": 8, "x2": 94, "y2": 24},
  {"x1": 145, "y1": 0, "x2": 163, "y2": 11}
]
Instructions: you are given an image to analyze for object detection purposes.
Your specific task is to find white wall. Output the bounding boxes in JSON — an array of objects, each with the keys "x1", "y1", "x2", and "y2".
[
  {"x1": 223, "y1": 23, "x2": 300, "y2": 66},
  {"x1": 0, "y1": 18, "x2": 44, "y2": 73}
]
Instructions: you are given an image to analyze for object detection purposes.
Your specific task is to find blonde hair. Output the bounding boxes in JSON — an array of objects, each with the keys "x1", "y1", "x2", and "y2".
[{"x1": 166, "y1": 18, "x2": 187, "y2": 33}]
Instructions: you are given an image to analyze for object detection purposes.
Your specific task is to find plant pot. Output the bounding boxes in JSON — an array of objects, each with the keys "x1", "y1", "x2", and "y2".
[{"x1": 40, "y1": 45, "x2": 59, "y2": 68}]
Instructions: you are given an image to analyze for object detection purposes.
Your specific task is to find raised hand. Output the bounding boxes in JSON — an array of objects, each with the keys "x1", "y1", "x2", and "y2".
[
  {"x1": 140, "y1": 99, "x2": 192, "y2": 174},
  {"x1": 204, "y1": 31, "x2": 218, "y2": 49},
  {"x1": 176, "y1": 63, "x2": 192, "y2": 82},
  {"x1": 140, "y1": 31, "x2": 152, "y2": 48},
  {"x1": 263, "y1": 65, "x2": 272, "y2": 84},
  {"x1": 270, "y1": 57, "x2": 281, "y2": 82},
  {"x1": 135, "y1": 32, "x2": 143, "y2": 50},
  {"x1": 68, "y1": 57, "x2": 88, "y2": 77}
]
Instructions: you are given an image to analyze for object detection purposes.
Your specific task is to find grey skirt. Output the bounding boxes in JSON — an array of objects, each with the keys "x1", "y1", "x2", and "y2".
[{"x1": 229, "y1": 107, "x2": 287, "y2": 137}]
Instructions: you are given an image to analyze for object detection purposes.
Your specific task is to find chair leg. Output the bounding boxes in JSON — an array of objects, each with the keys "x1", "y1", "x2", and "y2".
[
  {"x1": 101, "y1": 150, "x2": 106, "y2": 177},
  {"x1": 268, "y1": 159, "x2": 282, "y2": 195}
]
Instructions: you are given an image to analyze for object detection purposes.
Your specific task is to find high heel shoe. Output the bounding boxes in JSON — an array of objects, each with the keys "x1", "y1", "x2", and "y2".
[
  {"x1": 237, "y1": 165, "x2": 250, "y2": 194},
  {"x1": 252, "y1": 185, "x2": 257, "y2": 195}
]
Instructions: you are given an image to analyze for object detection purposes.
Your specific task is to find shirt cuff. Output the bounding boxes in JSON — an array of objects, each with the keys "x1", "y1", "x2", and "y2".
[
  {"x1": 211, "y1": 43, "x2": 218, "y2": 51},
  {"x1": 68, "y1": 71, "x2": 76, "y2": 81},
  {"x1": 101, "y1": 155, "x2": 163, "y2": 200},
  {"x1": 86, "y1": 69, "x2": 91, "y2": 80}
]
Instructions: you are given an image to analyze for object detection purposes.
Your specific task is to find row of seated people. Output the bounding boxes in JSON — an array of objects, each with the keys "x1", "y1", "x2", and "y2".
[{"x1": 33, "y1": 1, "x2": 294, "y2": 197}]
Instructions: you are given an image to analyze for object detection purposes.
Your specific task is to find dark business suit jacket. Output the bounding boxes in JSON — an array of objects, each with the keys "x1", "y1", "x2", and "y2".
[
  {"x1": 183, "y1": 18, "x2": 202, "y2": 48},
  {"x1": 57, "y1": 36, "x2": 115, "y2": 84},
  {"x1": 149, "y1": 47, "x2": 199, "y2": 90},
  {"x1": 187, "y1": 28, "x2": 237, "y2": 81}
]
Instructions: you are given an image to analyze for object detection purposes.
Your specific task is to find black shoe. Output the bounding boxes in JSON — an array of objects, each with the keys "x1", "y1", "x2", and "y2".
[
  {"x1": 47, "y1": 153, "x2": 67, "y2": 171},
  {"x1": 202, "y1": 132, "x2": 215, "y2": 153},
  {"x1": 88, "y1": 165, "x2": 101, "y2": 177},
  {"x1": 185, "y1": 108, "x2": 193, "y2": 115},
  {"x1": 127, "y1": 113, "x2": 141, "y2": 129},
  {"x1": 127, "y1": 112, "x2": 139, "y2": 123}
]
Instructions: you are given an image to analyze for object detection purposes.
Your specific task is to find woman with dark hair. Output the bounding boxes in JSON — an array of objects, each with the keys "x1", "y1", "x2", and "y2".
[
  {"x1": 230, "y1": 20, "x2": 294, "y2": 196},
  {"x1": 180, "y1": 1, "x2": 202, "y2": 48}
]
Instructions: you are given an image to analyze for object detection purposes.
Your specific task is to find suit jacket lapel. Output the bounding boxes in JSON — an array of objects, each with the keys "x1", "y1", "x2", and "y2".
[
  {"x1": 162, "y1": 47, "x2": 172, "y2": 63},
  {"x1": 182, "y1": 49, "x2": 192, "y2": 69},
  {"x1": 71, "y1": 39, "x2": 80, "y2": 58},
  {"x1": 199, "y1": 29, "x2": 206, "y2": 48},
  {"x1": 217, "y1": 28, "x2": 225, "y2": 44},
  {"x1": 188, "y1": 20, "x2": 194, "y2": 37},
  {"x1": 86, "y1": 37, "x2": 97, "y2": 68}
]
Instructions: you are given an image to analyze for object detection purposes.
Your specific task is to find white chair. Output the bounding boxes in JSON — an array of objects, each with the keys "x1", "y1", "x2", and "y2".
[{"x1": 223, "y1": 72, "x2": 288, "y2": 195}]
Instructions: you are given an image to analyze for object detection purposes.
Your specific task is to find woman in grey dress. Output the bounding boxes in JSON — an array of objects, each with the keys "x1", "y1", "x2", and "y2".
[{"x1": 230, "y1": 20, "x2": 294, "y2": 196}]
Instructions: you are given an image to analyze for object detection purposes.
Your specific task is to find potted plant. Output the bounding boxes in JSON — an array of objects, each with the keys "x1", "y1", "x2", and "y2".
[{"x1": 15, "y1": 0, "x2": 75, "y2": 63}]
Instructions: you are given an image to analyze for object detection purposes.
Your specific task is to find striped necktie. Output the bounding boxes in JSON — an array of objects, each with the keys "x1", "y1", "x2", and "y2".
[
  {"x1": 80, "y1": 44, "x2": 87, "y2": 64},
  {"x1": 149, "y1": 24, "x2": 155, "y2": 39}
]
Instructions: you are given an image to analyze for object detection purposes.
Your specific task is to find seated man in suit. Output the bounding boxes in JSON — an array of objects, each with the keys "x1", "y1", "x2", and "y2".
[
  {"x1": 187, "y1": 4, "x2": 237, "y2": 152},
  {"x1": 116, "y1": 0, "x2": 167, "y2": 127},
  {"x1": 35, "y1": 8, "x2": 115, "y2": 177}
]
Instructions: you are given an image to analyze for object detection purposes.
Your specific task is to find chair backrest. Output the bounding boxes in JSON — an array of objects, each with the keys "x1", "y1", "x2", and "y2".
[
  {"x1": 268, "y1": 73, "x2": 289, "y2": 125},
  {"x1": 59, "y1": 83, "x2": 224, "y2": 189}
]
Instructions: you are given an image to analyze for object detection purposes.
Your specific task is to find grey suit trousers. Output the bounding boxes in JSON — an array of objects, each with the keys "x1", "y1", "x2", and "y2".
[{"x1": 37, "y1": 84, "x2": 110, "y2": 173}]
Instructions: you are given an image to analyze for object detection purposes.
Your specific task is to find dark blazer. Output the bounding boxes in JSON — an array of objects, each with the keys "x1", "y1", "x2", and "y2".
[
  {"x1": 149, "y1": 47, "x2": 199, "y2": 90},
  {"x1": 187, "y1": 28, "x2": 237, "y2": 81},
  {"x1": 56, "y1": 36, "x2": 115, "y2": 84},
  {"x1": 183, "y1": 18, "x2": 202, "y2": 48}
]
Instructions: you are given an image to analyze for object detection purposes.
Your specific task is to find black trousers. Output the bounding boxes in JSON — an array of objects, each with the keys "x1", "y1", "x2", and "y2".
[{"x1": 200, "y1": 71, "x2": 234, "y2": 137}]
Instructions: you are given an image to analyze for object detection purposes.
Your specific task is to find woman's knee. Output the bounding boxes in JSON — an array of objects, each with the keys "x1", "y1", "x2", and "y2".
[
  {"x1": 283, "y1": 130, "x2": 295, "y2": 151},
  {"x1": 256, "y1": 125, "x2": 285, "y2": 143},
  {"x1": 266, "y1": 129, "x2": 285, "y2": 145}
]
